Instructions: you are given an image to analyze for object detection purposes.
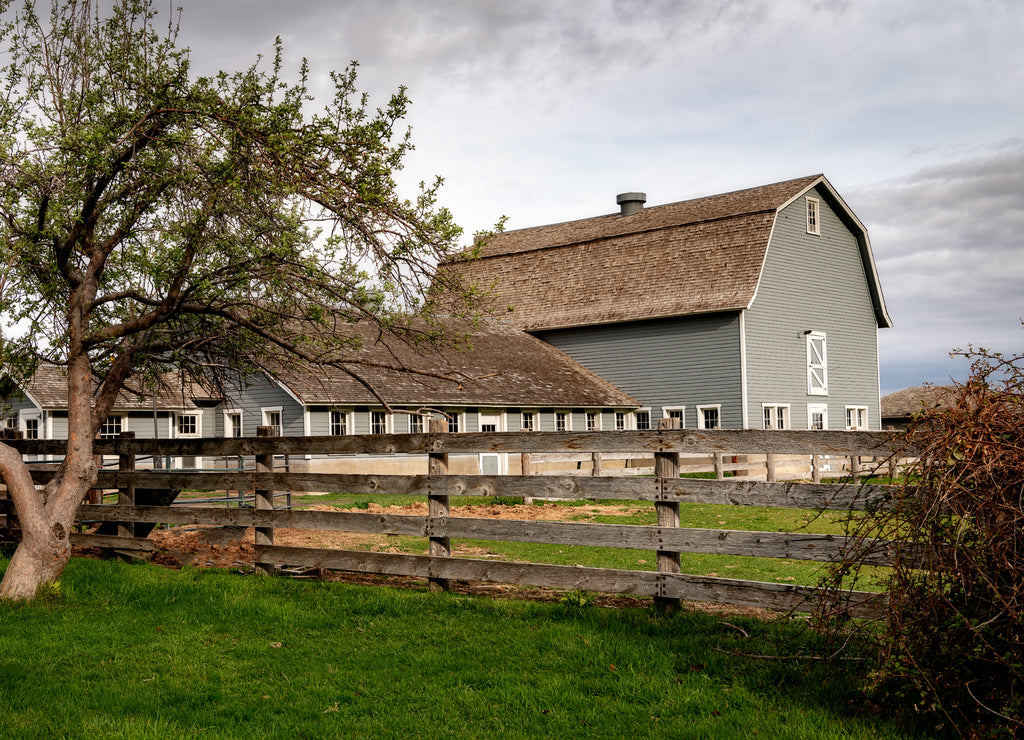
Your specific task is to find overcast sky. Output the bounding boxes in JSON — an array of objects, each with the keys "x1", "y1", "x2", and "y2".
[{"x1": 19, "y1": 1, "x2": 1024, "y2": 394}]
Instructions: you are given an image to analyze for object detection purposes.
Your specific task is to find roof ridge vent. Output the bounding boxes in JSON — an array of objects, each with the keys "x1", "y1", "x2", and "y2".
[{"x1": 616, "y1": 192, "x2": 646, "y2": 216}]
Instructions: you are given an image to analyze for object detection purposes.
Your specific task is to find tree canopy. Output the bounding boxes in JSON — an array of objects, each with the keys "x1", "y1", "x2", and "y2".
[
  {"x1": 0, "y1": 0, "x2": 479, "y2": 599},
  {"x1": 0, "y1": 0, "x2": 475, "y2": 399}
]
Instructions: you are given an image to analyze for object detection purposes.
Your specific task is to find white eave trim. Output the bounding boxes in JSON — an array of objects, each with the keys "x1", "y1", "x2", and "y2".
[{"x1": 269, "y1": 376, "x2": 307, "y2": 407}]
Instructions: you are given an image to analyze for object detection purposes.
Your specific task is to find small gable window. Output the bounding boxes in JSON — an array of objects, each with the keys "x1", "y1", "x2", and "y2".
[{"x1": 806, "y1": 197, "x2": 820, "y2": 235}]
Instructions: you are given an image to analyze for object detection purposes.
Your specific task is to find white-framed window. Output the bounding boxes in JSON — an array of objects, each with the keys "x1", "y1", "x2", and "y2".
[
  {"x1": 99, "y1": 415, "x2": 123, "y2": 439},
  {"x1": 585, "y1": 411, "x2": 600, "y2": 431},
  {"x1": 808, "y1": 403, "x2": 828, "y2": 431},
  {"x1": 614, "y1": 411, "x2": 627, "y2": 431},
  {"x1": 662, "y1": 407, "x2": 686, "y2": 429},
  {"x1": 697, "y1": 405, "x2": 721, "y2": 430},
  {"x1": 445, "y1": 410, "x2": 462, "y2": 434},
  {"x1": 521, "y1": 410, "x2": 536, "y2": 432},
  {"x1": 806, "y1": 331, "x2": 828, "y2": 396},
  {"x1": 224, "y1": 410, "x2": 243, "y2": 438},
  {"x1": 22, "y1": 416, "x2": 40, "y2": 439},
  {"x1": 478, "y1": 409, "x2": 504, "y2": 433},
  {"x1": 330, "y1": 409, "x2": 349, "y2": 436},
  {"x1": 845, "y1": 406, "x2": 869, "y2": 431},
  {"x1": 3, "y1": 416, "x2": 16, "y2": 431},
  {"x1": 762, "y1": 404, "x2": 790, "y2": 430},
  {"x1": 262, "y1": 408, "x2": 283, "y2": 436},
  {"x1": 371, "y1": 410, "x2": 389, "y2": 435},
  {"x1": 806, "y1": 196, "x2": 820, "y2": 236},
  {"x1": 408, "y1": 411, "x2": 424, "y2": 434},
  {"x1": 554, "y1": 411, "x2": 570, "y2": 432},
  {"x1": 635, "y1": 410, "x2": 651, "y2": 430},
  {"x1": 176, "y1": 413, "x2": 200, "y2": 438}
]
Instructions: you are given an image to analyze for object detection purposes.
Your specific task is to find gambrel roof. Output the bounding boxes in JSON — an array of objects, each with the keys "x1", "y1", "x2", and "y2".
[
  {"x1": 444, "y1": 175, "x2": 892, "y2": 331},
  {"x1": 269, "y1": 319, "x2": 639, "y2": 409}
]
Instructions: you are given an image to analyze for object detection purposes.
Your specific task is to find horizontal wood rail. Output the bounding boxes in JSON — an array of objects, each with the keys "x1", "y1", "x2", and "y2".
[
  {"x1": 7, "y1": 428, "x2": 908, "y2": 457},
  {"x1": 2, "y1": 429, "x2": 912, "y2": 616}
]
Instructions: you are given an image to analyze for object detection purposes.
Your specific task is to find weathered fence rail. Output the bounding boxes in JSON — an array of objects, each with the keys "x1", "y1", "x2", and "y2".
[{"x1": 1, "y1": 427, "x2": 911, "y2": 616}]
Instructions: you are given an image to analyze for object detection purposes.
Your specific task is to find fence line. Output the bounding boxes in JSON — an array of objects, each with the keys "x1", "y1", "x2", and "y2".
[{"x1": 0, "y1": 428, "x2": 911, "y2": 615}]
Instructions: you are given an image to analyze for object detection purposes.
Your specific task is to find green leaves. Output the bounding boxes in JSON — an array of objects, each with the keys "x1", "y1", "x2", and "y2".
[{"x1": 1, "y1": 0, "x2": 475, "y2": 402}]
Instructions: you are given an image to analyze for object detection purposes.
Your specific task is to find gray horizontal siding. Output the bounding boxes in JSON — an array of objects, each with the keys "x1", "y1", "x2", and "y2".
[
  {"x1": 535, "y1": 313, "x2": 744, "y2": 429},
  {"x1": 745, "y1": 187, "x2": 881, "y2": 430}
]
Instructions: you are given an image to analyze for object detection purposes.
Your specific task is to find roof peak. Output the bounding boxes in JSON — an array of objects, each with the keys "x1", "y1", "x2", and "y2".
[{"x1": 470, "y1": 174, "x2": 823, "y2": 259}]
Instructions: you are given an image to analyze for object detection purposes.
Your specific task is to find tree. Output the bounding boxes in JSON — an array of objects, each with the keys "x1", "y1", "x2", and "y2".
[
  {"x1": 0, "y1": 0, "x2": 477, "y2": 600},
  {"x1": 819, "y1": 342, "x2": 1024, "y2": 737}
]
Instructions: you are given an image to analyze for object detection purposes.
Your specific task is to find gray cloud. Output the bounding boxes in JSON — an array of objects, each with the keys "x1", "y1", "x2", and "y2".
[
  {"x1": 848, "y1": 144, "x2": 1024, "y2": 391},
  {"x1": 6, "y1": 0, "x2": 1022, "y2": 394}
]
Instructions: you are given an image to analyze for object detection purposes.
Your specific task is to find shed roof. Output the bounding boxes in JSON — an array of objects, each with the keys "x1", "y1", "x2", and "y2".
[
  {"x1": 881, "y1": 385, "x2": 956, "y2": 420},
  {"x1": 444, "y1": 174, "x2": 891, "y2": 331},
  {"x1": 270, "y1": 319, "x2": 639, "y2": 409}
]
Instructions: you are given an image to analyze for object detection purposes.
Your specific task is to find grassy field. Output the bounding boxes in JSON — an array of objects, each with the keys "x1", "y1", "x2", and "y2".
[
  {"x1": 0, "y1": 556, "x2": 926, "y2": 740},
  {"x1": 274, "y1": 493, "x2": 890, "y2": 592}
]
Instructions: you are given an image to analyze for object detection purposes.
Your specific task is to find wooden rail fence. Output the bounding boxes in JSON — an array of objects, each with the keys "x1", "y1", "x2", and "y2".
[{"x1": 0, "y1": 424, "x2": 911, "y2": 615}]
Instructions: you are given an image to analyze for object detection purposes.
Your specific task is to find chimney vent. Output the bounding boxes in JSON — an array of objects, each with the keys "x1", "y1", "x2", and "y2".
[{"x1": 616, "y1": 192, "x2": 646, "y2": 216}]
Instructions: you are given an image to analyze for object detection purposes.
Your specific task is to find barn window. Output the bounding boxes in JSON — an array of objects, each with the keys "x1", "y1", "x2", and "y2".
[
  {"x1": 176, "y1": 413, "x2": 199, "y2": 437},
  {"x1": 262, "y1": 409, "x2": 282, "y2": 436},
  {"x1": 697, "y1": 405, "x2": 721, "y2": 430},
  {"x1": 762, "y1": 404, "x2": 790, "y2": 430},
  {"x1": 635, "y1": 410, "x2": 651, "y2": 430},
  {"x1": 806, "y1": 196, "x2": 820, "y2": 235},
  {"x1": 846, "y1": 406, "x2": 869, "y2": 430},
  {"x1": 330, "y1": 410, "x2": 348, "y2": 435},
  {"x1": 224, "y1": 411, "x2": 242, "y2": 438},
  {"x1": 808, "y1": 404, "x2": 828, "y2": 430},
  {"x1": 99, "y1": 415, "x2": 123, "y2": 439},
  {"x1": 662, "y1": 407, "x2": 685, "y2": 429}
]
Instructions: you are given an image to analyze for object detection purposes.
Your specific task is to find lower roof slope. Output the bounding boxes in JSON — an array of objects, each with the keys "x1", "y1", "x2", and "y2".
[
  {"x1": 5, "y1": 365, "x2": 202, "y2": 411},
  {"x1": 270, "y1": 319, "x2": 639, "y2": 409}
]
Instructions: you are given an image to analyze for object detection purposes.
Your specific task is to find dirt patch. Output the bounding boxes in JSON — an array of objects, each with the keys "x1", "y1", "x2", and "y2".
[{"x1": 81, "y1": 502, "x2": 776, "y2": 618}]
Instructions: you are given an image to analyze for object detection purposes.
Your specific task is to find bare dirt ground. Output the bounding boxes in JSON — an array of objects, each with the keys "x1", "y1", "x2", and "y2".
[{"x1": 83, "y1": 501, "x2": 774, "y2": 616}]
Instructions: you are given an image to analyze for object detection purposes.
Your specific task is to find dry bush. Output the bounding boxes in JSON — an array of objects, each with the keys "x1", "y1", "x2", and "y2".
[{"x1": 820, "y1": 347, "x2": 1024, "y2": 738}]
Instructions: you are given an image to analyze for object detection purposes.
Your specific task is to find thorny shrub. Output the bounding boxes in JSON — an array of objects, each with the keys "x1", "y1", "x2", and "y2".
[{"x1": 819, "y1": 347, "x2": 1024, "y2": 738}]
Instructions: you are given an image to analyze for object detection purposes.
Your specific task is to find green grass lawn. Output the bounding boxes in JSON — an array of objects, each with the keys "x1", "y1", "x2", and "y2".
[
  {"x1": 283, "y1": 496, "x2": 889, "y2": 592},
  {"x1": 0, "y1": 557, "x2": 925, "y2": 739}
]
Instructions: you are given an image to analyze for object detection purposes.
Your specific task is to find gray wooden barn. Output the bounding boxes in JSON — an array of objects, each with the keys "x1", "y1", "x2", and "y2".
[{"x1": 444, "y1": 174, "x2": 892, "y2": 431}]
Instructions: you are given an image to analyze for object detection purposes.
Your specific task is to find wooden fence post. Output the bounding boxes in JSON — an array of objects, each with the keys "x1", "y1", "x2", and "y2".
[
  {"x1": 765, "y1": 454, "x2": 777, "y2": 482},
  {"x1": 117, "y1": 431, "x2": 136, "y2": 540},
  {"x1": 654, "y1": 417, "x2": 681, "y2": 612},
  {"x1": 850, "y1": 455, "x2": 861, "y2": 484},
  {"x1": 522, "y1": 452, "x2": 533, "y2": 504},
  {"x1": 713, "y1": 453, "x2": 725, "y2": 480},
  {"x1": 591, "y1": 451, "x2": 602, "y2": 477},
  {"x1": 427, "y1": 418, "x2": 451, "y2": 592},
  {"x1": 255, "y1": 426, "x2": 276, "y2": 575}
]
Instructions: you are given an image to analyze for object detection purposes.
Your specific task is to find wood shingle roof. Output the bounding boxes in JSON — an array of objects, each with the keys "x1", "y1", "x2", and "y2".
[
  {"x1": 11, "y1": 365, "x2": 203, "y2": 411},
  {"x1": 271, "y1": 319, "x2": 639, "y2": 408},
  {"x1": 444, "y1": 175, "x2": 827, "y2": 331}
]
